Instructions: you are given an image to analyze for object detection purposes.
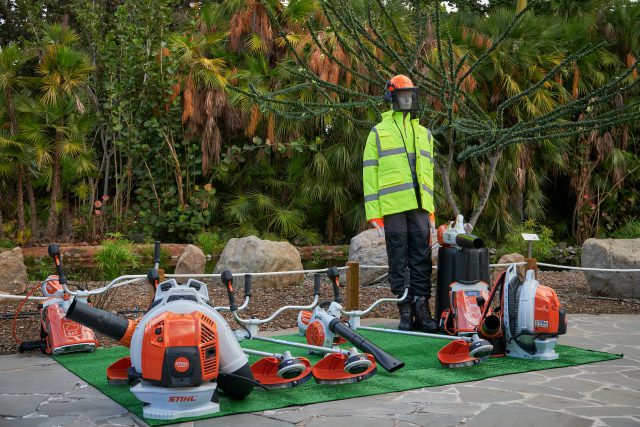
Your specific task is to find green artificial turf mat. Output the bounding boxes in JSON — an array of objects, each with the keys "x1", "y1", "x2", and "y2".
[{"x1": 53, "y1": 329, "x2": 621, "y2": 426}]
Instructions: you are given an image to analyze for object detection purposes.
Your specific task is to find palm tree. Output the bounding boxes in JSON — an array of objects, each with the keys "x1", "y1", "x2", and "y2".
[
  {"x1": 35, "y1": 24, "x2": 93, "y2": 239},
  {"x1": 0, "y1": 44, "x2": 33, "y2": 236}
]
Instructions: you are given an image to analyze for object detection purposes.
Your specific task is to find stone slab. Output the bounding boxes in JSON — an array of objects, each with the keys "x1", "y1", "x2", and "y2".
[
  {"x1": 37, "y1": 398, "x2": 128, "y2": 417},
  {"x1": 0, "y1": 416, "x2": 77, "y2": 427},
  {"x1": 0, "y1": 365, "x2": 81, "y2": 394},
  {"x1": 468, "y1": 404, "x2": 592, "y2": 427},
  {"x1": 0, "y1": 395, "x2": 48, "y2": 417},
  {"x1": 0, "y1": 355, "x2": 57, "y2": 372},
  {"x1": 194, "y1": 413, "x2": 294, "y2": 427}
]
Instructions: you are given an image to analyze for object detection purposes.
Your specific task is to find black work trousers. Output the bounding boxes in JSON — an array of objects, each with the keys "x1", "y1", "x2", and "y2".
[{"x1": 384, "y1": 209, "x2": 432, "y2": 298}]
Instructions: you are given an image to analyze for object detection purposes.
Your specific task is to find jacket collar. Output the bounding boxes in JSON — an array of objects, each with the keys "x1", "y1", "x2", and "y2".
[{"x1": 382, "y1": 109, "x2": 414, "y2": 125}]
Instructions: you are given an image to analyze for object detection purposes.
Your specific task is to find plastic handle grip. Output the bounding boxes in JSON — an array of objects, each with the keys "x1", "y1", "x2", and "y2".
[
  {"x1": 313, "y1": 274, "x2": 321, "y2": 296},
  {"x1": 47, "y1": 244, "x2": 67, "y2": 285},
  {"x1": 221, "y1": 270, "x2": 236, "y2": 311},
  {"x1": 154, "y1": 241, "x2": 161, "y2": 265},
  {"x1": 244, "y1": 274, "x2": 252, "y2": 297},
  {"x1": 326, "y1": 267, "x2": 343, "y2": 303}
]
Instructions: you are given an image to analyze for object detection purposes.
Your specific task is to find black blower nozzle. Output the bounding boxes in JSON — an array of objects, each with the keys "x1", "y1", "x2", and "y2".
[
  {"x1": 455, "y1": 233, "x2": 484, "y2": 249},
  {"x1": 66, "y1": 299, "x2": 130, "y2": 343},
  {"x1": 329, "y1": 318, "x2": 405, "y2": 373}
]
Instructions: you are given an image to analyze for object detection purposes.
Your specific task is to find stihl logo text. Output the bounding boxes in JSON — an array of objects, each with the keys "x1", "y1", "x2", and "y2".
[
  {"x1": 168, "y1": 396, "x2": 196, "y2": 402},
  {"x1": 174, "y1": 356, "x2": 190, "y2": 372}
]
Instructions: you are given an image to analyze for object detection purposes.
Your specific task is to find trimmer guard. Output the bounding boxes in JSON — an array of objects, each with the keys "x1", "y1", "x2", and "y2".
[
  {"x1": 312, "y1": 353, "x2": 377, "y2": 384},
  {"x1": 251, "y1": 356, "x2": 313, "y2": 389},
  {"x1": 437, "y1": 339, "x2": 481, "y2": 368}
]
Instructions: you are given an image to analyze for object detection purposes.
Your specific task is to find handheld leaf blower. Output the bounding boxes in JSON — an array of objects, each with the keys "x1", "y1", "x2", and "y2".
[{"x1": 64, "y1": 242, "x2": 255, "y2": 420}]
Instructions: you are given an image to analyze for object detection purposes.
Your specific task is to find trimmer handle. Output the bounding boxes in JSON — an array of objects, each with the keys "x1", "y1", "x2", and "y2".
[
  {"x1": 153, "y1": 241, "x2": 161, "y2": 268},
  {"x1": 313, "y1": 274, "x2": 321, "y2": 296},
  {"x1": 48, "y1": 244, "x2": 67, "y2": 285},
  {"x1": 244, "y1": 274, "x2": 252, "y2": 298},
  {"x1": 222, "y1": 270, "x2": 236, "y2": 311},
  {"x1": 326, "y1": 267, "x2": 343, "y2": 304}
]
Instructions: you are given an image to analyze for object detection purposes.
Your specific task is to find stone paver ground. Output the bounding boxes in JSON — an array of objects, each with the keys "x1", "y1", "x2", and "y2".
[{"x1": 1, "y1": 314, "x2": 639, "y2": 427}]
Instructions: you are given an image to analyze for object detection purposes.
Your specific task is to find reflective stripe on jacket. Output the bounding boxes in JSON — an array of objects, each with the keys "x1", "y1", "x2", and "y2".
[{"x1": 363, "y1": 110, "x2": 435, "y2": 220}]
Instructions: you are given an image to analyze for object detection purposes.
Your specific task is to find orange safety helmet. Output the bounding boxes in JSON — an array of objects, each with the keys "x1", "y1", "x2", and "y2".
[{"x1": 384, "y1": 75, "x2": 419, "y2": 112}]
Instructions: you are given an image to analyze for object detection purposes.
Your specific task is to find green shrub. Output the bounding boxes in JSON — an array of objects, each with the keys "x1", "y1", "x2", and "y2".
[
  {"x1": 194, "y1": 231, "x2": 226, "y2": 257},
  {"x1": 610, "y1": 219, "x2": 640, "y2": 239},
  {"x1": 496, "y1": 219, "x2": 556, "y2": 260},
  {"x1": 95, "y1": 233, "x2": 141, "y2": 280}
]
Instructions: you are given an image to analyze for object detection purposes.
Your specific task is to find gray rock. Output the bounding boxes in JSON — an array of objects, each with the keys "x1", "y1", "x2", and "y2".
[
  {"x1": 581, "y1": 238, "x2": 640, "y2": 298},
  {"x1": 0, "y1": 247, "x2": 28, "y2": 295},
  {"x1": 214, "y1": 236, "x2": 304, "y2": 288},
  {"x1": 174, "y1": 244, "x2": 207, "y2": 276},
  {"x1": 341, "y1": 229, "x2": 388, "y2": 286}
]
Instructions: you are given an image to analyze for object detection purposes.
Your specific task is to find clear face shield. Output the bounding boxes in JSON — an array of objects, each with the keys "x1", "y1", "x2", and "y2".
[{"x1": 392, "y1": 88, "x2": 419, "y2": 113}]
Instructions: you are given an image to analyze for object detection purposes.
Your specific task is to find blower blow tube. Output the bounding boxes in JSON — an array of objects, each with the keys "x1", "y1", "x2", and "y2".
[
  {"x1": 454, "y1": 233, "x2": 484, "y2": 249},
  {"x1": 66, "y1": 299, "x2": 136, "y2": 346},
  {"x1": 324, "y1": 316, "x2": 405, "y2": 373}
]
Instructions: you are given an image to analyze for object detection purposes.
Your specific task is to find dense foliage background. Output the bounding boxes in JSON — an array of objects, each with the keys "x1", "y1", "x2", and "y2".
[{"x1": 0, "y1": 0, "x2": 638, "y2": 250}]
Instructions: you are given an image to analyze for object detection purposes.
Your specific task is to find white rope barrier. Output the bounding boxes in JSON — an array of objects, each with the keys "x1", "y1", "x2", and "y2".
[
  {"x1": 0, "y1": 294, "x2": 47, "y2": 301},
  {"x1": 537, "y1": 262, "x2": 640, "y2": 272},
  {"x1": 3, "y1": 262, "x2": 637, "y2": 301},
  {"x1": 361, "y1": 262, "x2": 640, "y2": 272}
]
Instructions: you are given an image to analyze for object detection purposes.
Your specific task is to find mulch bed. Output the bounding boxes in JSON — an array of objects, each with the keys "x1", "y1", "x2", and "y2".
[{"x1": 1, "y1": 270, "x2": 638, "y2": 355}]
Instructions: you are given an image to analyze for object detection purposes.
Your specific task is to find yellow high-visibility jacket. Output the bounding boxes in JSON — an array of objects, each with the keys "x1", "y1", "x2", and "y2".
[{"x1": 363, "y1": 110, "x2": 435, "y2": 220}]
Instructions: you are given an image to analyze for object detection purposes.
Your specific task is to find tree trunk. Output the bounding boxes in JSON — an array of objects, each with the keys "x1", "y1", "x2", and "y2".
[
  {"x1": 16, "y1": 168, "x2": 25, "y2": 232},
  {"x1": 26, "y1": 176, "x2": 37, "y2": 238},
  {"x1": 46, "y1": 135, "x2": 62, "y2": 239},
  {"x1": 0, "y1": 188, "x2": 5, "y2": 239}
]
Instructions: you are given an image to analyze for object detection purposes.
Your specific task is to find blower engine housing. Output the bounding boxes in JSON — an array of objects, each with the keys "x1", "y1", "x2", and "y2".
[{"x1": 503, "y1": 267, "x2": 567, "y2": 360}]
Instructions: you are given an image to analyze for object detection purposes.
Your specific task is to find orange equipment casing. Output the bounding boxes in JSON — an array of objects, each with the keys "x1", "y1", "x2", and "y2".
[
  {"x1": 442, "y1": 280, "x2": 490, "y2": 336},
  {"x1": 42, "y1": 303, "x2": 99, "y2": 354},
  {"x1": 533, "y1": 284, "x2": 562, "y2": 335},
  {"x1": 141, "y1": 311, "x2": 219, "y2": 384}
]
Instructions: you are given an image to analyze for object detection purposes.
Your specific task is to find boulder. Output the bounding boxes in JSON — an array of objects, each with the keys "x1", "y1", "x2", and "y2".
[
  {"x1": 494, "y1": 253, "x2": 526, "y2": 282},
  {"x1": 582, "y1": 238, "x2": 640, "y2": 298},
  {"x1": 174, "y1": 244, "x2": 207, "y2": 276},
  {"x1": 341, "y1": 229, "x2": 388, "y2": 286},
  {"x1": 214, "y1": 236, "x2": 304, "y2": 288},
  {"x1": 0, "y1": 247, "x2": 28, "y2": 295}
]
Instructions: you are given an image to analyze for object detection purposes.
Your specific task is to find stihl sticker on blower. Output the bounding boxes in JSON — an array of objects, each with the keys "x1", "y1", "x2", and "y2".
[{"x1": 534, "y1": 320, "x2": 549, "y2": 328}]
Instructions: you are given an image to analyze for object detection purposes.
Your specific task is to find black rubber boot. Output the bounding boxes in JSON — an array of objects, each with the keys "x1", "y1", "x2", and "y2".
[
  {"x1": 413, "y1": 296, "x2": 438, "y2": 332},
  {"x1": 397, "y1": 301, "x2": 413, "y2": 331}
]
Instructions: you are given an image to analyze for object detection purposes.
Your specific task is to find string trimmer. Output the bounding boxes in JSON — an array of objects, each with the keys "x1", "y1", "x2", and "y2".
[
  {"x1": 298, "y1": 267, "x2": 493, "y2": 368},
  {"x1": 222, "y1": 270, "x2": 404, "y2": 385}
]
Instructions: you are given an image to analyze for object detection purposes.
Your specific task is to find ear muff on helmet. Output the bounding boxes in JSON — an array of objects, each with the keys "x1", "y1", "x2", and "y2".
[{"x1": 383, "y1": 81, "x2": 393, "y2": 103}]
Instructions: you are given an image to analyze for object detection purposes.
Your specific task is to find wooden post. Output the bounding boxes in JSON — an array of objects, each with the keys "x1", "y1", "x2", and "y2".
[
  {"x1": 526, "y1": 258, "x2": 537, "y2": 279},
  {"x1": 345, "y1": 261, "x2": 360, "y2": 311},
  {"x1": 158, "y1": 269, "x2": 165, "y2": 282}
]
